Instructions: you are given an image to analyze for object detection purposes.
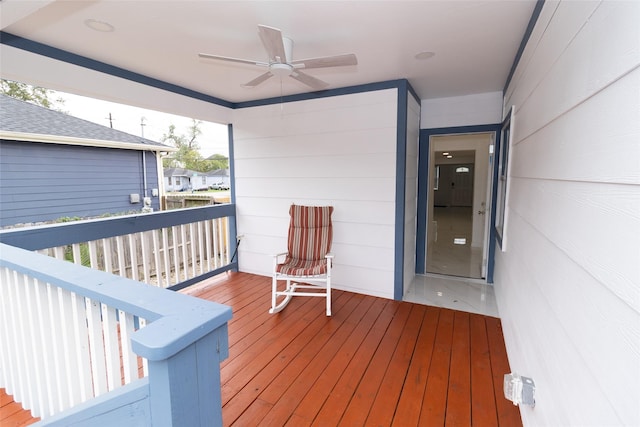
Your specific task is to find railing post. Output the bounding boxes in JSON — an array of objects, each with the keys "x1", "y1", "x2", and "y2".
[{"x1": 145, "y1": 325, "x2": 229, "y2": 426}]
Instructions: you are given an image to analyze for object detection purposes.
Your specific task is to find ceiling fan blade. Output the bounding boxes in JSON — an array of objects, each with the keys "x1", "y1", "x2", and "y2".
[
  {"x1": 242, "y1": 72, "x2": 274, "y2": 87},
  {"x1": 199, "y1": 53, "x2": 268, "y2": 67},
  {"x1": 258, "y1": 25, "x2": 287, "y2": 63},
  {"x1": 290, "y1": 70, "x2": 329, "y2": 90},
  {"x1": 291, "y1": 53, "x2": 358, "y2": 69}
]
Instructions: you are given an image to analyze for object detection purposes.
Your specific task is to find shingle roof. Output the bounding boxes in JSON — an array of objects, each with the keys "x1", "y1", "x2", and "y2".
[
  {"x1": 0, "y1": 94, "x2": 170, "y2": 149},
  {"x1": 164, "y1": 168, "x2": 194, "y2": 177}
]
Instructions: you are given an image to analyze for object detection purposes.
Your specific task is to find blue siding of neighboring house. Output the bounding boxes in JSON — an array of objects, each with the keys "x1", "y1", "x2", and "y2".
[{"x1": 0, "y1": 140, "x2": 160, "y2": 227}]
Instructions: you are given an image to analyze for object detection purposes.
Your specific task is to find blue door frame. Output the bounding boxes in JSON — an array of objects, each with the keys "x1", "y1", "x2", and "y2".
[{"x1": 415, "y1": 124, "x2": 502, "y2": 283}]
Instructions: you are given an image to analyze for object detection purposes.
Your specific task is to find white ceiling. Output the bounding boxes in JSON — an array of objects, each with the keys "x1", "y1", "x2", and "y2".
[{"x1": 0, "y1": 0, "x2": 536, "y2": 105}]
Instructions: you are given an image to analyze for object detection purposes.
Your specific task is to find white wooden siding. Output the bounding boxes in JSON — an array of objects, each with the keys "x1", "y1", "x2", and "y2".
[
  {"x1": 233, "y1": 89, "x2": 400, "y2": 298},
  {"x1": 495, "y1": 1, "x2": 640, "y2": 425},
  {"x1": 421, "y1": 91, "x2": 503, "y2": 128}
]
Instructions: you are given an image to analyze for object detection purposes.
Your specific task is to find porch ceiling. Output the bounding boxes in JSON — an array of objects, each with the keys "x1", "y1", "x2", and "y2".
[{"x1": 0, "y1": 1, "x2": 536, "y2": 107}]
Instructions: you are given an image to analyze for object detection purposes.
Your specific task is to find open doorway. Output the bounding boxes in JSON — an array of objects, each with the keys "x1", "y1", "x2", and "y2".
[{"x1": 425, "y1": 134, "x2": 493, "y2": 279}]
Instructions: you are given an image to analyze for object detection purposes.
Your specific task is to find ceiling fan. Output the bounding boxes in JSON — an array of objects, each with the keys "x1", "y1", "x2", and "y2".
[{"x1": 198, "y1": 25, "x2": 357, "y2": 90}]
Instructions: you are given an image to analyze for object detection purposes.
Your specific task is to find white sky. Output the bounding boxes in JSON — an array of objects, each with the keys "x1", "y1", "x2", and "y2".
[{"x1": 56, "y1": 91, "x2": 229, "y2": 157}]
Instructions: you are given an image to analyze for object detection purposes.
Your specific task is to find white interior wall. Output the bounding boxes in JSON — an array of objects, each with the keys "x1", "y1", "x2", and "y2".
[
  {"x1": 496, "y1": 1, "x2": 640, "y2": 425},
  {"x1": 403, "y1": 95, "x2": 421, "y2": 295},
  {"x1": 232, "y1": 89, "x2": 400, "y2": 299}
]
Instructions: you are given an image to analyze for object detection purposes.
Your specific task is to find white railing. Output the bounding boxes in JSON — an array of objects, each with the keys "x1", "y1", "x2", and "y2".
[
  {"x1": 37, "y1": 219, "x2": 229, "y2": 288},
  {"x1": 0, "y1": 204, "x2": 238, "y2": 290},
  {"x1": 0, "y1": 242, "x2": 232, "y2": 425},
  {"x1": 0, "y1": 266, "x2": 147, "y2": 419}
]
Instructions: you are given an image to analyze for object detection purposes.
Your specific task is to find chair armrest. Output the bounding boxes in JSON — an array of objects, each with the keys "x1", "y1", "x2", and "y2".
[
  {"x1": 325, "y1": 253, "x2": 334, "y2": 259},
  {"x1": 274, "y1": 252, "x2": 288, "y2": 262}
]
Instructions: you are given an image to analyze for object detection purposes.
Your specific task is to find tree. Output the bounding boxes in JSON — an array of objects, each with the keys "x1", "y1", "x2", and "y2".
[
  {"x1": 206, "y1": 154, "x2": 229, "y2": 171},
  {"x1": 161, "y1": 119, "x2": 227, "y2": 172},
  {"x1": 0, "y1": 79, "x2": 66, "y2": 110}
]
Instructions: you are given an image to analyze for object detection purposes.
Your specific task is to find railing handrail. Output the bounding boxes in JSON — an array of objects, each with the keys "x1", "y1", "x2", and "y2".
[{"x1": 0, "y1": 204, "x2": 236, "y2": 251}]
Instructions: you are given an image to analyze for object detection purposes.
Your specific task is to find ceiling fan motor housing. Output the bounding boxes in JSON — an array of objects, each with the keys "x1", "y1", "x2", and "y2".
[{"x1": 270, "y1": 62, "x2": 293, "y2": 76}]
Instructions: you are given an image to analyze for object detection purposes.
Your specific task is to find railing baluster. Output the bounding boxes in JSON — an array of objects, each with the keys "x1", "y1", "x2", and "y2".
[
  {"x1": 71, "y1": 243, "x2": 82, "y2": 265},
  {"x1": 180, "y1": 225, "x2": 188, "y2": 282},
  {"x1": 33, "y1": 278, "x2": 56, "y2": 417},
  {"x1": 138, "y1": 317, "x2": 149, "y2": 377},
  {"x1": 128, "y1": 234, "x2": 138, "y2": 281},
  {"x1": 22, "y1": 274, "x2": 44, "y2": 417},
  {"x1": 152, "y1": 229, "x2": 163, "y2": 288},
  {"x1": 86, "y1": 297, "x2": 108, "y2": 396},
  {"x1": 189, "y1": 223, "x2": 196, "y2": 278},
  {"x1": 140, "y1": 232, "x2": 150, "y2": 284},
  {"x1": 115, "y1": 236, "x2": 126, "y2": 277},
  {"x1": 162, "y1": 227, "x2": 171, "y2": 286},
  {"x1": 4, "y1": 270, "x2": 21, "y2": 402},
  {"x1": 0, "y1": 269, "x2": 13, "y2": 397},
  {"x1": 119, "y1": 310, "x2": 138, "y2": 384},
  {"x1": 70, "y1": 292, "x2": 92, "y2": 402},
  {"x1": 56, "y1": 287, "x2": 77, "y2": 409},
  {"x1": 211, "y1": 218, "x2": 219, "y2": 269},
  {"x1": 172, "y1": 225, "x2": 180, "y2": 285},
  {"x1": 101, "y1": 304, "x2": 121, "y2": 391},
  {"x1": 88, "y1": 240, "x2": 99, "y2": 269},
  {"x1": 103, "y1": 238, "x2": 113, "y2": 275},
  {"x1": 46, "y1": 283, "x2": 66, "y2": 412}
]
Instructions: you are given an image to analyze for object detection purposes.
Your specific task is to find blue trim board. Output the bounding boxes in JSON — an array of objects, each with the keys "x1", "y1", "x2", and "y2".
[
  {"x1": 416, "y1": 124, "x2": 501, "y2": 283},
  {"x1": 503, "y1": 0, "x2": 545, "y2": 92},
  {"x1": 234, "y1": 79, "x2": 415, "y2": 109},
  {"x1": 0, "y1": 31, "x2": 233, "y2": 109}
]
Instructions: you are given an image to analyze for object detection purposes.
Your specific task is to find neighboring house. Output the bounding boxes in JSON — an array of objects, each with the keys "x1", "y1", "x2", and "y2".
[
  {"x1": 163, "y1": 167, "x2": 193, "y2": 191},
  {"x1": 0, "y1": 94, "x2": 175, "y2": 227},
  {"x1": 164, "y1": 167, "x2": 230, "y2": 191}
]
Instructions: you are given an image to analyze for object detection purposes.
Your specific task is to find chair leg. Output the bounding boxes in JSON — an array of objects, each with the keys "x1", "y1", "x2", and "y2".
[
  {"x1": 326, "y1": 281, "x2": 331, "y2": 317},
  {"x1": 270, "y1": 274, "x2": 278, "y2": 313},
  {"x1": 269, "y1": 277, "x2": 295, "y2": 314}
]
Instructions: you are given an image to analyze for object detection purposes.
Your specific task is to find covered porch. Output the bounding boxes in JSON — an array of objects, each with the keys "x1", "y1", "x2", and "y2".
[{"x1": 2, "y1": 269, "x2": 521, "y2": 426}]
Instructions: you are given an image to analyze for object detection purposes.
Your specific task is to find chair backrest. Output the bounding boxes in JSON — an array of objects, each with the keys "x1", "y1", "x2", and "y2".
[{"x1": 287, "y1": 204, "x2": 333, "y2": 261}]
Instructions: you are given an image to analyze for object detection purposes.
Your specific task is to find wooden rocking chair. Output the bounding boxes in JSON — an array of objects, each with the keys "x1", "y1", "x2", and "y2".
[{"x1": 270, "y1": 204, "x2": 334, "y2": 316}]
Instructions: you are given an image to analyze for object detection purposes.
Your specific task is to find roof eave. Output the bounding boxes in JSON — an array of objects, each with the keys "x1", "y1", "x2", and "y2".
[{"x1": 0, "y1": 130, "x2": 178, "y2": 152}]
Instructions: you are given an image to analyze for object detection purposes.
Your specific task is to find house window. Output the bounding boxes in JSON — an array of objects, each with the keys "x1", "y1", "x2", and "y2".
[
  {"x1": 495, "y1": 107, "x2": 513, "y2": 249},
  {"x1": 455, "y1": 166, "x2": 470, "y2": 173},
  {"x1": 174, "y1": 177, "x2": 180, "y2": 185},
  {"x1": 202, "y1": 177, "x2": 206, "y2": 185}
]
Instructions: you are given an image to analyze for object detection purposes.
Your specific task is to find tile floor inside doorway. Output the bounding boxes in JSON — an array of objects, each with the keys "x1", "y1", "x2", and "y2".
[
  {"x1": 426, "y1": 206, "x2": 483, "y2": 278},
  {"x1": 404, "y1": 274, "x2": 499, "y2": 318}
]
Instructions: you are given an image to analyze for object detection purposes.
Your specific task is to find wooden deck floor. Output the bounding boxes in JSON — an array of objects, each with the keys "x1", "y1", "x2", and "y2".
[{"x1": 1, "y1": 271, "x2": 521, "y2": 426}]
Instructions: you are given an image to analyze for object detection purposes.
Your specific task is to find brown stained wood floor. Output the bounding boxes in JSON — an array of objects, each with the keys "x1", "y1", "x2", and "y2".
[{"x1": 1, "y1": 271, "x2": 522, "y2": 426}]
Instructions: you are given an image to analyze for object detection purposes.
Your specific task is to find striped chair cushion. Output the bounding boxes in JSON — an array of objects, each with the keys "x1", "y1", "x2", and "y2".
[{"x1": 276, "y1": 204, "x2": 333, "y2": 276}]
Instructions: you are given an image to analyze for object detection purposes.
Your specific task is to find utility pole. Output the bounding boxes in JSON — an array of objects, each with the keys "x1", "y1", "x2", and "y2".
[
  {"x1": 141, "y1": 116, "x2": 146, "y2": 138},
  {"x1": 106, "y1": 112, "x2": 114, "y2": 128}
]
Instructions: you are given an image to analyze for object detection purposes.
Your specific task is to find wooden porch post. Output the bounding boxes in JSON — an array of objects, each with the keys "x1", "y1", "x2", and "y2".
[{"x1": 146, "y1": 325, "x2": 229, "y2": 426}]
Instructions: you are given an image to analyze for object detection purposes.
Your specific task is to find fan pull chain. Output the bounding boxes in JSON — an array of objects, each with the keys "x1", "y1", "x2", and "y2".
[{"x1": 280, "y1": 78, "x2": 284, "y2": 114}]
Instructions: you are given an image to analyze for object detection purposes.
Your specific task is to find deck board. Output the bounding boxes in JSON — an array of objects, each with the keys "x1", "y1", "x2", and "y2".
[{"x1": 0, "y1": 272, "x2": 522, "y2": 426}]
